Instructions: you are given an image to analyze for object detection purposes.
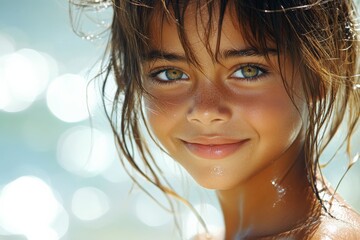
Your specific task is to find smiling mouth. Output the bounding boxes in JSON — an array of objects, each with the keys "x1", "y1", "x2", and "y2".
[{"x1": 182, "y1": 139, "x2": 249, "y2": 159}]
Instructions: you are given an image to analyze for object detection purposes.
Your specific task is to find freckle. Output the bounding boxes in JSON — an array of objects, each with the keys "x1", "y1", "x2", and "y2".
[{"x1": 210, "y1": 166, "x2": 224, "y2": 176}]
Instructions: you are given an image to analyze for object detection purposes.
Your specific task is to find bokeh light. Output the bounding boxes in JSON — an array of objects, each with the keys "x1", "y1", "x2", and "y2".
[
  {"x1": 57, "y1": 126, "x2": 115, "y2": 177},
  {"x1": 46, "y1": 73, "x2": 96, "y2": 123},
  {"x1": 0, "y1": 48, "x2": 53, "y2": 112},
  {"x1": 71, "y1": 187, "x2": 110, "y2": 221},
  {"x1": 0, "y1": 33, "x2": 15, "y2": 56},
  {"x1": 0, "y1": 176, "x2": 69, "y2": 240},
  {"x1": 134, "y1": 194, "x2": 172, "y2": 227},
  {"x1": 184, "y1": 203, "x2": 223, "y2": 240}
]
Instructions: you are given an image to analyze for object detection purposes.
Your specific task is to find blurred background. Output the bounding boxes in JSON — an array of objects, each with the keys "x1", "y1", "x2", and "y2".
[{"x1": 0, "y1": 1, "x2": 359, "y2": 240}]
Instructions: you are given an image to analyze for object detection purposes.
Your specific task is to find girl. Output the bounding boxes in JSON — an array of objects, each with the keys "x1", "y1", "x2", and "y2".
[{"x1": 75, "y1": 0, "x2": 360, "y2": 239}]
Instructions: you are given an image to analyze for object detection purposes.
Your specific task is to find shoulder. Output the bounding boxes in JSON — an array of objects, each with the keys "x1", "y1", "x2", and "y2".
[
  {"x1": 310, "y1": 219, "x2": 360, "y2": 240},
  {"x1": 310, "y1": 204, "x2": 360, "y2": 240}
]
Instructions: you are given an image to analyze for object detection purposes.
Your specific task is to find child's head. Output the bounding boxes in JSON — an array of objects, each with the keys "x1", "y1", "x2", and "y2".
[{"x1": 105, "y1": 0, "x2": 359, "y2": 200}]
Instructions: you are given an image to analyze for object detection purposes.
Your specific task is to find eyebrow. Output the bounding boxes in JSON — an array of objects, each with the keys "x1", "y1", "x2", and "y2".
[
  {"x1": 144, "y1": 50, "x2": 187, "y2": 62},
  {"x1": 222, "y1": 48, "x2": 278, "y2": 58},
  {"x1": 143, "y1": 47, "x2": 278, "y2": 62}
]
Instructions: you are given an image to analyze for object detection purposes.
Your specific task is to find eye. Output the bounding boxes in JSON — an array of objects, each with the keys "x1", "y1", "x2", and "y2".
[
  {"x1": 151, "y1": 68, "x2": 189, "y2": 82},
  {"x1": 231, "y1": 65, "x2": 266, "y2": 80}
]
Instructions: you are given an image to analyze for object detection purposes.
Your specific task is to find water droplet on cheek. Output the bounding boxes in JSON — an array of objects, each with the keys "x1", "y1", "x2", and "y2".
[{"x1": 210, "y1": 166, "x2": 224, "y2": 176}]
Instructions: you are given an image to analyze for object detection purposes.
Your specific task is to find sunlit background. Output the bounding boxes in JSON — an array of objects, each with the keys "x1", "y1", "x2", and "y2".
[{"x1": 0, "y1": 1, "x2": 359, "y2": 240}]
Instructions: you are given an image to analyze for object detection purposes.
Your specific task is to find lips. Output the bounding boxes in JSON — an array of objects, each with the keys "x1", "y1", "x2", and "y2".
[{"x1": 182, "y1": 138, "x2": 248, "y2": 159}]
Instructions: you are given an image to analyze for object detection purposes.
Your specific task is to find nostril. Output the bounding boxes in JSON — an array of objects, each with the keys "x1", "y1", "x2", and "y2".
[
  {"x1": 187, "y1": 83, "x2": 231, "y2": 125},
  {"x1": 187, "y1": 107, "x2": 231, "y2": 125}
]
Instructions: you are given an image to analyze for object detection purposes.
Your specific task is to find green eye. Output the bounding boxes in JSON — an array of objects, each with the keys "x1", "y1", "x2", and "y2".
[
  {"x1": 232, "y1": 65, "x2": 265, "y2": 80},
  {"x1": 153, "y1": 68, "x2": 189, "y2": 81},
  {"x1": 242, "y1": 66, "x2": 259, "y2": 78},
  {"x1": 165, "y1": 69, "x2": 185, "y2": 80}
]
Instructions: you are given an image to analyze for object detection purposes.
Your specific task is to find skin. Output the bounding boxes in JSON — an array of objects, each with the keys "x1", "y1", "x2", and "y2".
[{"x1": 141, "y1": 3, "x2": 360, "y2": 240}]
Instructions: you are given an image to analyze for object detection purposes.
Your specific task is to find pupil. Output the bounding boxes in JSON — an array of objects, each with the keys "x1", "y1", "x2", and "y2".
[
  {"x1": 166, "y1": 69, "x2": 182, "y2": 80},
  {"x1": 243, "y1": 66, "x2": 257, "y2": 77}
]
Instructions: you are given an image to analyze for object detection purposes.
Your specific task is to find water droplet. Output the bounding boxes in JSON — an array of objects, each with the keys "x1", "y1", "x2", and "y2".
[{"x1": 210, "y1": 166, "x2": 224, "y2": 176}]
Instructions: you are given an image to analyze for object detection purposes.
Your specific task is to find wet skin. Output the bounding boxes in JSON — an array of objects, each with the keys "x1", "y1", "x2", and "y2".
[{"x1": 142, "y1": 3, "x2": 360, "y2": 240}]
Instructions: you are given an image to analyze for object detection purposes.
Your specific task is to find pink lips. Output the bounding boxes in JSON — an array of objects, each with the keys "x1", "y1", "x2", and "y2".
[{"x1": 183, "y1": 138, "x2": 248, "y2": 160}]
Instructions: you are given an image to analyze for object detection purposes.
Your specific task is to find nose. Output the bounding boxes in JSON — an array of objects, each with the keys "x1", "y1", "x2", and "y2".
[{"x1": 187, "y1": 82, "x2": 231, "y2": 125}]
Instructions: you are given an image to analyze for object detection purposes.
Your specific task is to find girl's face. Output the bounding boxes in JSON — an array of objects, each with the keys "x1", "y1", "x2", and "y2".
[{"x1": 142, "y1": 6, "x2": 308, "y2": 190}]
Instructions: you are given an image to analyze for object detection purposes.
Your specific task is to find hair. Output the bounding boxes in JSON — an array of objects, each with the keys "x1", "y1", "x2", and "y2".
[{"x1": 71, "y1": 0, "x2": 360, "y2": 231}]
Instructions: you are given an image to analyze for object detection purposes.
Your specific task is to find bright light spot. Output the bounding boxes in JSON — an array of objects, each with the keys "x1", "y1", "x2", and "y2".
[
  {"x1": 0, "y1": 176, "x2": 69, "y2": 240},
  {"x1": 26, "y1": 228, "x2": 59, "y2": 240},
  {"x1": 71, "y1": 187, "x2": 110, "y2": 221},
  {"x1": 78, "y1": 63, "x2": 119, "y2": 121},
  {"x1": 134, "y1": 194, "x2": 172, "y2": 227},
  {"x1": 0, "y1": 49, "x2": 53, "y2": 112},
  {"x1": 185, "y1": 203, "x2": 223, "y2": 240},
  {"x1": 78, "y1": 64, "x2": 116, "y2": 117},
  {"x1": 0, "y1": 33, "x2": 15, "y2": 56},
  {"x1": 40, "y1": 52, "x2": 59, "y2": 82},
  {"x1": 57, "y1": 126, "x2": 114, "y2": 177},
  {"x1": 46, "y1": 73, "x2": 96, "y2": 122},
  {"x1": 325, "y1": 224, "x2": 337, "y2": 234}
]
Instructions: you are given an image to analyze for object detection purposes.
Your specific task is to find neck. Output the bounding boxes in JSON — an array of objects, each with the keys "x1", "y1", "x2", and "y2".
[{"x1": 216, "y1": 150, "x2": 321, "y2": 239}]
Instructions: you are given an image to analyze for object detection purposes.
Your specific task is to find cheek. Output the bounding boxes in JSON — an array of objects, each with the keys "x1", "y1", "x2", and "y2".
[
  {"x1": 144, "y1": 99, "x2": 168, "y2": 132},
  {"x1": 239, "y1": 86, "x2": 305, "y2": 143},
  {"x1": 143, "y1": 96, "x2": 187, "y2": 141}
]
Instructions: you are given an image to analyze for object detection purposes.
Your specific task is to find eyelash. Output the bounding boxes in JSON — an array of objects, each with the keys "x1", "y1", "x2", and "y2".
[
  {"x1": 148, "y1": 67, "x2": 189, "y2": 85},
  {"x1": 230, "y1": 64, "x2": 268, "y2": 81},
  {"x1": 147, "y1": 64, "x2": 269, "y2": 85}
]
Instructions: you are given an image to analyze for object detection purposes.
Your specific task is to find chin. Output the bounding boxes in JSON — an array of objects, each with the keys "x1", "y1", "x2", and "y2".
[{"x1": 191, "y1": 174, "x2": 241, "y2": 191}]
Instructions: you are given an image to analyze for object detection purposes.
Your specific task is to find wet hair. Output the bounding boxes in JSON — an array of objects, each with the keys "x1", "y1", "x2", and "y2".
[{"x1": 72, "y1": 0, "x2": 360, "y2": 229}]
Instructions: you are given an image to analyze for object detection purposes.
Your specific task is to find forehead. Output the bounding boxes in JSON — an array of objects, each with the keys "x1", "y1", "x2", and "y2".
[
  {"x1": 146, "y1": 2, "x2": 278, "y2": 61},
  {"x1": 148, "y1": 3, "x2": 245, "y2": 52}
]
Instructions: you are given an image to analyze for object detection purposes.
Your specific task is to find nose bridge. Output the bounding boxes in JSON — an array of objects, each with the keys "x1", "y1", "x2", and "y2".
[
  {"x1": 187, "y1": 80, "x2": 231, "y2": 125},
  {"x1": 196, "y1": 80, "x2": 220, "y2": 107}
]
